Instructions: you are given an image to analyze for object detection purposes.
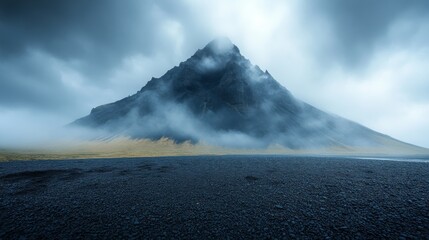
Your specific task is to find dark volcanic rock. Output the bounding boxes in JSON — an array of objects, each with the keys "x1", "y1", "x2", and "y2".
[
  {"x1": 72, "y1": 38, "x2": 409, "y2": 148},
  {"x1": 1, "y1": 156, "x2": 428, "y2": 239}
]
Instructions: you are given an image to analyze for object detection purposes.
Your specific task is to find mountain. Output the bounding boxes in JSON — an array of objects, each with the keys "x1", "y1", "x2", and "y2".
[{"x1": 72, "y1": 38, "x2": 415, "y2": 149}]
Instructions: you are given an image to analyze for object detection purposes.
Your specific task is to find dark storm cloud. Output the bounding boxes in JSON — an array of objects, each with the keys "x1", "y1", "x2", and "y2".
[
  {"x1": 0, "y1": 0, "x2": 195, "y2": 112},
  {"x1": 0, "y1": 0, "x2": 173, "y2": 74},
  {"x1": 306, "y1": 0, "x2": 429, "y2": 68},
  {"x1": 0, "y1": 51, "x2": 73, "y2": 109}
]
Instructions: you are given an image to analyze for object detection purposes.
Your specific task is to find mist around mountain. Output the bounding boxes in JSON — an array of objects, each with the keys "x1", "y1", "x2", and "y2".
[{"x1": 72, "y1": 38, "x2": 418, "y2": 150}]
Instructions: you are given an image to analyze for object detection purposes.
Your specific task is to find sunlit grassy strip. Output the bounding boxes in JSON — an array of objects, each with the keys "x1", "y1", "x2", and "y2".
[{"x1": 0, "y1": 137, "x2": 427, "y2": 162}]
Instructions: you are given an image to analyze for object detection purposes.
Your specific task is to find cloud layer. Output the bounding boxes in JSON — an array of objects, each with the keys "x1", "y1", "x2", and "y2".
[{"x1": 1, "y1": 0, "x2": 428, "y2": 147}]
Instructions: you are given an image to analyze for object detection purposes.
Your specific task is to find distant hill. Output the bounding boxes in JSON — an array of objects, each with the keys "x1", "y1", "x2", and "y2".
[{"x1": 72, "y1": 38, "x2": 422, "y2": 150}]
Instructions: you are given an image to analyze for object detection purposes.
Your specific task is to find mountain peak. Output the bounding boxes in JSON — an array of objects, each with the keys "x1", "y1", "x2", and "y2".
[
  {"x1": 185, "y1": 38, "x2": 245, "y2": 75},
  {"x1": 202, "y1": 37, "x2": 240, "y2": 55}
]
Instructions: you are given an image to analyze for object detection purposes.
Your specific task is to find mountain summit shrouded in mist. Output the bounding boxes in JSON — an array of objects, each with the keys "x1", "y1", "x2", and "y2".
[{"x1": 72, "y1": 38, "x2": 412, "y2": 149}]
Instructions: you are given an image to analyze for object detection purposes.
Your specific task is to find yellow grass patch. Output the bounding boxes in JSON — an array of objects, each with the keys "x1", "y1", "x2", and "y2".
[{"x1": 0, "y1": 137, "x2": 427, "y2": 162}]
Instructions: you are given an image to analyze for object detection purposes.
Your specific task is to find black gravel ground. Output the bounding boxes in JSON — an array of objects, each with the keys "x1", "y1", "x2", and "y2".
[{"x1": 0, "y1": 155, "x2": 428, "y2": 239}]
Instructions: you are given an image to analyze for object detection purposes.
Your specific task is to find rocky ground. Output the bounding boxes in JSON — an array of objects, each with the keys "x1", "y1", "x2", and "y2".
[{"x1": 0, "y1": 155, "x2": 428, "y2": 239}]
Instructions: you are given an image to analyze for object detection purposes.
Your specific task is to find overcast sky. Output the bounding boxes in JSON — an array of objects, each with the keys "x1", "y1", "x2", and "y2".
[{"x1": 1, "y1": 0, "x2": 429, "y2": 148}]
